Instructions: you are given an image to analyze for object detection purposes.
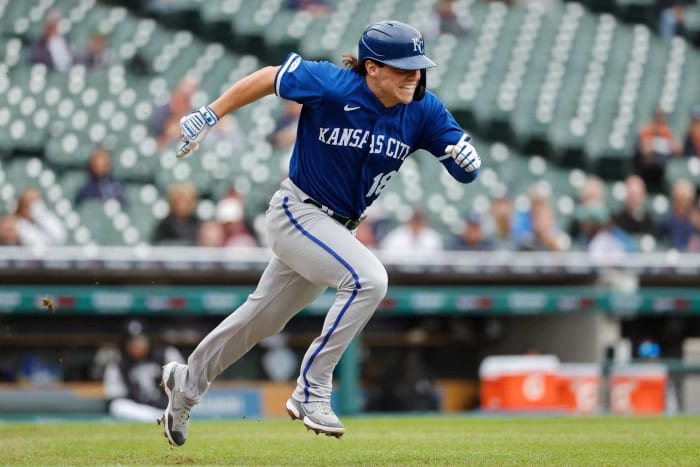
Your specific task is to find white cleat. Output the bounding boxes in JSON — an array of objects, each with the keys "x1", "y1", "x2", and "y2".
[
  {"x1": 160, "y1": 362, "x2": 193, "y2": 447},
  {"x1": 286, "y1": 398, "x2": 345, "y2": 438}
]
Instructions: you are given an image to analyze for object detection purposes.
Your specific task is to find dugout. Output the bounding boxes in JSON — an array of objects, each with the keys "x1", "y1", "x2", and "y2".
[{"x1": 1, "y1": 248, "x2": 700, "y2": 417}]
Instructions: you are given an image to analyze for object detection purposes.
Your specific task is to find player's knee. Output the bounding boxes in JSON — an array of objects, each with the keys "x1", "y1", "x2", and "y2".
[{"x1": 360, "y1": 266, "x2": 388, "y2": 304}]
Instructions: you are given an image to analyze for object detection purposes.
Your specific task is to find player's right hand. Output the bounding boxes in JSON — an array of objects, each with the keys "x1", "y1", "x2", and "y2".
[{"x1": 177, "y1": 105, "x2": 219, "y2": 158}]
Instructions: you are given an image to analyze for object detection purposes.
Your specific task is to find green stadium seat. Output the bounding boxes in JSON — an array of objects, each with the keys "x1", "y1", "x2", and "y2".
[
  {"x1": 665, "y1": 157, "x2": 700, "y2": 190},
  {"x1": 76, "y1": 199, "x2": 125, "y2": 246}
]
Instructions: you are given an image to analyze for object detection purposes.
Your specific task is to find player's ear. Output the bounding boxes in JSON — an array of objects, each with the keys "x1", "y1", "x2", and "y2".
[{"x1": 365, "y1": 60, "x2": 377, "y2": 76}]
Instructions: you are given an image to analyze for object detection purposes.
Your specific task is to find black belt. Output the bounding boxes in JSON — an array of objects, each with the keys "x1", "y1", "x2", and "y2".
[{"x1": 303, "y1": 199, "x2": 361, "y2": 230}]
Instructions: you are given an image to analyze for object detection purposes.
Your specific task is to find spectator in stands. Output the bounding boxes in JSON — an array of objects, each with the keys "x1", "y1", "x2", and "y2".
[
  {"x1": 656, "y1": 178, "x2": 700, "y2": 250},
  {"x1": 144, "y1": 0, "x2": 177, "y2": 18},
  {"x1": 449, "y1": 211, "x2": 493, "y2": 250},
  {"x1": 513, "y1": 183, "x2": 565, "y2": 251},
  {"x1": 568, "y1": 175, "x2": 606, "y2": 241},
  {"x1": 197, "y1": 220, "x2": 225, "y2": 247},
  {"x1": 482, "y1": 0, "x2": 517, "y2": 6},
  {"x1": 486, "y1": 190, "x2": 514, "y2": 250},
  {"x1": 152, "y1": 182, "x2": 200, "y2": 245},
  {"x1": 14, "y1": 188, "x2": 67, "y2": 247},
  {"x1": 0, "y1": 215, "x2": 20, "y2": 246},
  {"x1": 354, "y1": 219, "x2": 378, "y2": 248},
  {"x1": 216, "y1": 197, "x2": 258, "y2": 247},
  {"x1": 151, "y1": 78, "x2": 198, "y2": 148},
  {"x1": 379, "y1": 206, "x2": 444, "y2": 253},
  {"x1": 201, "y1": 114, "x2": 248, "y2": 154},
  {"x1": 683, "y1": 105, "x2": 700, "y2": 158},
  {"x1": 77, "y1": 31, "x2": 111, "y2": 69},
  {"x1": 29, "y1": 10, "x2": 74, "y2": 71},
  {"x1": 634, "y1": 109, "x2": 683, "y2": 192},
  {"x1": 437, "y1": 0, "x2": 472, "y2": 37},
  {"x1": 269, "y1": 101, "x2": 302, "y2": 148},
  {"x1": 75, "y1": 147, "x2": 126, "y2": 206},
  {"x1": 422, "y1": 0, "x2": 473, "y2": 39},
  {"x1": 103, "y1": 319, "x2": 185, "y2": 422},
  {"x1": 612, "y1": 175, "x2": 656, "y2": 236},
  {"x1": 573, "y1": 203, "x2": 635, "y2": 259},
  {"x1": 657, "y1": 0, "x2": 689, "y2": 40},
  {"x1": 284, "y1": 0, "x2": 332, "y2": 16}
]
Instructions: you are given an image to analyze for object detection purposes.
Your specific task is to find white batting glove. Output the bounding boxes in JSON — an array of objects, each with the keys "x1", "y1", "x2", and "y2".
[
  {"x1": 445, "y1": 134, "x2": 480, "y2": 173},
  {"x1": 177, "y1": 105, "x2": 219, "y2": 158}
]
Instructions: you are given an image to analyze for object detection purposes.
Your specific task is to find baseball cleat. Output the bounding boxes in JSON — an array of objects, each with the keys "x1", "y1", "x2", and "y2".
[
  {"x1": 161, "y1": 362, "x2": 193, "y2": 447},
  {"x1": 285, "y1": 398, "x2": 345, "y2": 438}
]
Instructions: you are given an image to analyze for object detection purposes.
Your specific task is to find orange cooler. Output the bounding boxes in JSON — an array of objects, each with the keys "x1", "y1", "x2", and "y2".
[
  {"x1": 479, "y1": 355, "x2": 560, "y2": 411},
  {"x1": 609, "y1": 364, "x2": 667, "y2": 415},
  {"x1": 558, "y1": 363, "x2": 601, "y2": 415}
]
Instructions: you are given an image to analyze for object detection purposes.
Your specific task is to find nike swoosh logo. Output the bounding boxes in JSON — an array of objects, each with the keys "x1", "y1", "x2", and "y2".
[{"x1": 344, "y1": 104, "x2": 360, "y2": 112}]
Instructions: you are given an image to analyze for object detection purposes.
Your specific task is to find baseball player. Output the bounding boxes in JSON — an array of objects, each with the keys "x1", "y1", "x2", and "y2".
[{"x1": 160, "y1": 20, "x2": 481, "y2": 446}]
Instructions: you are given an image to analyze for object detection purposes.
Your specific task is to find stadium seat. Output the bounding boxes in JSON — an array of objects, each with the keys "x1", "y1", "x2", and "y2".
[{"x1": 76, "y1": 199, "x2": 126, "y2": 246}]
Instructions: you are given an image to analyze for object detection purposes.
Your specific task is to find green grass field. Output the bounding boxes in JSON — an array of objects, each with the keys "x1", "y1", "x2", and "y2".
[{"x1": 3, "y1": 416, "x2": 700, "y2": 466}]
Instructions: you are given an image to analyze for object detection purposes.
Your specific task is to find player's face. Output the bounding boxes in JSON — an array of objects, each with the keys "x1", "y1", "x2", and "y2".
[{"x1": 368, "y1": 63, "x2": 421, "y2": 107}]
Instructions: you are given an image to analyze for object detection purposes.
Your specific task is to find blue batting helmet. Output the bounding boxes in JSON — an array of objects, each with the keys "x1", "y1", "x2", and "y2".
[{"x1": 358, "y1": 20, "x2": 437, "y2": 70}]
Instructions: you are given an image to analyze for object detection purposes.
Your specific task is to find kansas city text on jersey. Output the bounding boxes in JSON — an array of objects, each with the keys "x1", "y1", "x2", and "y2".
[{"x1": 318, "y1": 127, "x2": 411, "y2": 161}]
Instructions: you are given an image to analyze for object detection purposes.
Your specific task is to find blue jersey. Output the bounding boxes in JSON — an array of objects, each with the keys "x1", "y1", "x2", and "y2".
[{"x1": 274, "y1": 52, "x2": 478, "y2": 219}]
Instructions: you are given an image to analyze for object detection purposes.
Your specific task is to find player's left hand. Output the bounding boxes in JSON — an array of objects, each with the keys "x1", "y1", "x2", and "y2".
[
  {"x1": 445, "y1": 134, "x2": 480, "y2": 173},
  {"x1": 177, "y1": 105, "x2": 219, "y2": 158}
]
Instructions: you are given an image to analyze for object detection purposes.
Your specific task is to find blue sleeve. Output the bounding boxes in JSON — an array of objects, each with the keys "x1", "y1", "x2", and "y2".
[
  {"x1": 444, "y1": 162, "x2": 479, "y2": 183},
  {"x1": 416, "y1": 93, "x2": 478, "y2": 184},
  {"x1": 274, "y1": 52, "x2": 341, "y2": 107}
]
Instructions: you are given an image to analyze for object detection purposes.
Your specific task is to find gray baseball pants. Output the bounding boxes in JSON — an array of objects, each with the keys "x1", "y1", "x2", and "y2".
[{"x1": 183, "y1": 178, "x2": 388, "y2": 403}]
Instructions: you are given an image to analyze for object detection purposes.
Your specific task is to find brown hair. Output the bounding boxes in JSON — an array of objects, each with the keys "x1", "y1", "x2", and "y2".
[{"x1": 342, "y1": 53, "x2": 383, "y2": 76}]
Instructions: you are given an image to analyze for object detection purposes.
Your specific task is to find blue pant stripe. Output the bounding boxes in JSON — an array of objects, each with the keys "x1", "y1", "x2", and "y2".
[{"x1": 283, "y1": 196, "x2": 361, "y2": 402}]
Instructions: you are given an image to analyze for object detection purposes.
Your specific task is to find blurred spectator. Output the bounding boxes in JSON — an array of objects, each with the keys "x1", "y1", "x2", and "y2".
[
  {"x1": 612, "y1": 175, "x2": 656, "y2": 235},
  {"x1": 0, "y1": 214, "x2": 20, "y2": 245},
  {"x1": 634, "y1": 109, "x2": 683, "y2": 192},
  {"x1": 422, "y1": 0, "x2": 472, "y2": 38},
  {"x1": 437, "y1": 0, "x2": 472, "y2": 37},
  {"x1": 150, "y1": 78, "x2": 198, "y2": 148},
  {"x1": 216, "y1": 197, "x2": 258, "y2": 247},
  {"x1": 354, "y1": 220, "x2": 378, "y2": 248},
  {"x1": 152, "y1": 182, "x2": 200, "y2": 245},
  {"x1": 483, "y1": 0, "x2": 517, "y2": 6},
  {"x1": 14, "y1": 188, "x2": 67, "y2": 247},
  {"x1": 379, "y1": 206, "x2": 443, "y2": 253},
  {"x1": 269, "y1": 101, "x2": 302, "y2": 148},
  {"x1": 513, "y1": 184, "x2": 565, "y2": 251},
  {"x1": 449, "y1": 211, "x2": 493, "y2": 250},
  {"x1": 568, "y1": 175, "x2": 606, "y2": 240},
  {"x1": 103, "y1": 319, "x2": 185, "y2": 422},
  {"x1": 144, "y1": 0, "x2": 176, "y2": 17},
  {"x1": 201, "y1": 114, "x2": 248, "y2": 154},
  {"x1": 656, "y1": 179, "x2": 700, "y2": 250},
  {"x1": 486, "y1": 191, "x2": 514, "y2": 250},
  {"x1": 75, "y1": 147, "x2": 125, "y2": 206},
  {"x1": 284, "y1": 0, "x2": 332, "y2": 16},
  {"x1": 197, "y1": 220, "x2": 225, "y2": 247},
  {"x1": 657, "y1": 0, "x2": 689, "y2": 40},
  {"x1": 29, "y1": 10, "x2": 74, "y2": 71},
  {"x1": 683, "y1": 105, "x2": 700, "y2": 157},
  {"x1": 77, "y1": 31, "x2": 111, "y2": 69},
  {"x1": 573, "y1": 203, "x2": 635, "y2": 258}
]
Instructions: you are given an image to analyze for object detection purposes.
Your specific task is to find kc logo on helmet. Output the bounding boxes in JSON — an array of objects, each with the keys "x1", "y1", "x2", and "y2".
[{"x1": 411, "y1": 37, "x2": 424, "y2": 53}]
